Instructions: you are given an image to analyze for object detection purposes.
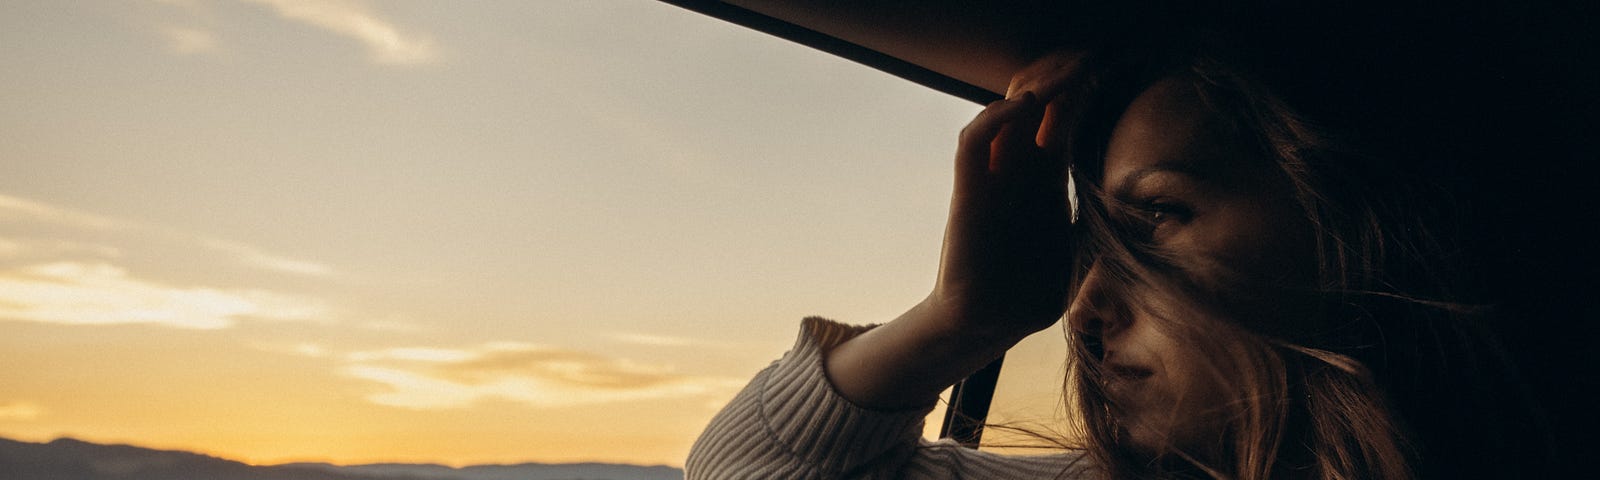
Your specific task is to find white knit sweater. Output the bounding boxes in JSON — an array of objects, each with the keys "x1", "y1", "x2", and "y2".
[{"x1": 686, "y1": 317, "x2": 1091, "y2": 479}]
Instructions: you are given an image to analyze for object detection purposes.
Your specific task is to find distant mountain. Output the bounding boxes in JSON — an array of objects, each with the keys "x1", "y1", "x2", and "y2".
[
  {"x1": 285, "y1": 462, "x2": 683, "y2": 480},
  {"x1": 0, "y1": 437, "x2": 683, "y2": 480}
]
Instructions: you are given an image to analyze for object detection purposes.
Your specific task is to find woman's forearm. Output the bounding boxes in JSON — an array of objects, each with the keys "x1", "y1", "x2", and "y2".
[{"x1": 823, "y1": 297, "x2": 1019, "y2": 410}]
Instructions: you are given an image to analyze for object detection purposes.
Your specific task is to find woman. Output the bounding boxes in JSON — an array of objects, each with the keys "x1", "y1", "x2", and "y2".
[{"x1": 686, "y1": 21, "x2": 1552, "y2": 480}]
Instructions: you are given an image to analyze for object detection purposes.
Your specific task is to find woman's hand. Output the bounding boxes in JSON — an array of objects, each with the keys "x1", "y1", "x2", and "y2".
[
  {"x1": 927, "y1": 52, "x2": 1086, "y2": 348},
  {"x1": 924, "y1": 93, "x2": 1072, "y2": 346},
  {"x1": 823, "y1": 52, "x2": 1088, "y2": 410}
]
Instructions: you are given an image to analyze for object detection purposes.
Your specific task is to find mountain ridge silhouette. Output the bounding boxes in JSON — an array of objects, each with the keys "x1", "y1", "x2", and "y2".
[{"x1": 0, "y1": 436, "x2": 683, "y2": 480}]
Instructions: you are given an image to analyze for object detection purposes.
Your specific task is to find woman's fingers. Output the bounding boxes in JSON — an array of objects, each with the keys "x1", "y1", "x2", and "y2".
[
  {"x1": 992, "y1": 92, "x2": 1048, "y2": 177},
  {"x1": 1007, "y1": 50, "x2": 1092, "y2": 156},
  {"x1": 1006, "y1": 50, "x2": 1086, "y2": 102},
  {"x1": 1036, "y1": 96, "x2": 1073, "y2": 157},
  {"x1": 957, "y1": 93, "x2": 1040, "y2": 183}
]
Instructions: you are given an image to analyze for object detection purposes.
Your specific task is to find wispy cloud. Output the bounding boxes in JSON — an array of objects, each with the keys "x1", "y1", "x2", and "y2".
[
  {"x1": 609, "y1": 332, "x2": 754, "y2": 351},
  {"x1": 341, "y1": 343, "x2": 743, "y2": 410},
  {"x1": 198, "y1": 238, "x2": 333, "y2": 277},
  {"x1": 610, "y1": 333, "x2": 696, "y2": 347},
  {"x1": 348, "y1": 346, "x2": 476, "y2": 363},
  {"x1": 0, "y1": 401, "x2": 43, "y2": 421},
  {"x1": 356, "y1": 319, "x2": 429, "y2": 334},
  {"x1": 0, "y1": 194, "x2": 336, "y2": 330},
  {"x1": 252, "y1": 341, "x2": 331, "y2": 358},
  {"x1": 0, "y1": 193, "x2": 333, "y2": 278},
  {"x1": 0, "y1": 262, "x2": 326, "y2": 329},
  {"x1": 0, "y1": 194, "x2": 128, "y2": 230},
  {"x1": 0, "y1": 237, "x2": 122, "y2": 260},
  {"x1": 242, "y1": 0, "x2": 438, "y2": 65},
  {"x1": 158, "y1": 26, "x2": 219, "y2": 55}
]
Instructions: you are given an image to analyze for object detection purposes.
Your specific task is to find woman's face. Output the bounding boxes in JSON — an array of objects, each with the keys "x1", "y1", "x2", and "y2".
[{"x1": 1067, "y1": 77, "x2": 1316, "y2": 455}]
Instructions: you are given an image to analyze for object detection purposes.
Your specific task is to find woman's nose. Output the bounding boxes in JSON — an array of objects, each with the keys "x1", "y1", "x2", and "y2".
[{"x1": 1067, "y1": 263, "x2": 1126, "y2": 339}]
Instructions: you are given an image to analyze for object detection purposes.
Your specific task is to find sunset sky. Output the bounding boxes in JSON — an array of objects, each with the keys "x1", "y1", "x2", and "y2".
[{"x1": 0, "y1": 0, "x2": 1070, "y2": 467}]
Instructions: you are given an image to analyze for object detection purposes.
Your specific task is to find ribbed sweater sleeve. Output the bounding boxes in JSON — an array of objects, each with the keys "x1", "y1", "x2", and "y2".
[{"x1": 686, "y1": 317, "x2": 1091, "y2": 479}]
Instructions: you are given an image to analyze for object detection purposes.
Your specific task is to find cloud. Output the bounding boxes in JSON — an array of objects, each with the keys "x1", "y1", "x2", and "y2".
[
  {"x1": 251, "y1": 341, "x2": 330, "y2": 358},
  {"x1": 440, "y1": 349, "x2": 681, "y2": 390},
  {"x1": 341, "y1": 343, "x2": 744, "y2": 409},
  {"x1": 348, "y1": 346, "x2": 476, "y2": 363},
  {"x1": 0, "y1": 237, "x2": 121, "y2": 260},
  {"x1": 609, "y1": 332, "x2": 752, "y2": 351},
  {"x1": 0, "y1": 194, "x2": 336, "y2": 330},
  {"x1": 0, "y1": 401, "x2": 43, "y2": 421},
  {"x1": 0, "y1": 194, "x2": 127, "y2": 231},
  {"x1": 0, "y1": 193, "x2": 333, "y2": 278},
  {"x1": 198, "y1": 238, "x2": 333, "y2": 277},
  {"x1": 610, "y1": 333, "x2": 696, "y2": 347},
  {"x1": 356, "y1": 319, "x2": 429, "y2": 334},
  {"x1": 0, "y1": 261, "x2": 326, "y2": 329},
  {"x1": 242, "y1": 0, "x2": 438, "y2": 65},
  {"x1": 159, "y1": 26, "x2": 219, "y2": 55}
]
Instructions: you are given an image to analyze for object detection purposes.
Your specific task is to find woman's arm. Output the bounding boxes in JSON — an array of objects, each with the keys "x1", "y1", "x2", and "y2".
[
  {"x1": 688, "y1": 52, "x2": 1092, "y2": 479},
  {"x1": 686, "y1": 318, "x2": 1087, "y2": 479}
]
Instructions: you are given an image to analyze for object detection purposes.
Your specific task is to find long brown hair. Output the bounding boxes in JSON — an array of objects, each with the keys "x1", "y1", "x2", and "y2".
[{"x1": 1057, "y1": 49, "x2": 1537, "y2": 479}]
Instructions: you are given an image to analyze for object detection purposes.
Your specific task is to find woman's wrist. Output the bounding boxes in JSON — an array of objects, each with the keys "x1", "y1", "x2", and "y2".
[
  {"x1": 822, "y1": 296, "x2": 1022, "y2": 410},
  {"x1": 916, "y1": 292, "x2": 1040, "y2": 353}
]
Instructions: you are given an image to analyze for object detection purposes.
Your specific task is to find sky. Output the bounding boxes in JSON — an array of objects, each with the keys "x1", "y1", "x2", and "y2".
[{"x1": 0, "y1": 0, "x2": 1070, "y2": 467}]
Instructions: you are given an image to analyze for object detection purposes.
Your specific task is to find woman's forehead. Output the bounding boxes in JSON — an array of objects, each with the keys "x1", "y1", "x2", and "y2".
[{"x1": 1099, "y1": 78, "x2": 1234, "y2": 190}]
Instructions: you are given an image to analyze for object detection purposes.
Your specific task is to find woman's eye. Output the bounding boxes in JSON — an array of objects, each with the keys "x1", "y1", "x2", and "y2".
[{"x1": 1139, "y1": 202, "x2": 1190, "y2": 226}]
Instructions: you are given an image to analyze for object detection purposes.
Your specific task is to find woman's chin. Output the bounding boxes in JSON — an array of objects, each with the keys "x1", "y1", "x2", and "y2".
[
  {"x1": 1120, "y1": 421, "x2": 1211, "y2": 461},
  {"x1": 1118, "y1": 422, "x2": 1172, "y2": 457}
]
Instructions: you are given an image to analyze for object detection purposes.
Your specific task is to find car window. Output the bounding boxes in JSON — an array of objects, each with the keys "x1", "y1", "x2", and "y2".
[
  {"x1": 0, "y1": 0, "x2": 980, "y2": 469},
  {"x1": 980, "y1": 321, "x2": 1082, "y2": 451}
]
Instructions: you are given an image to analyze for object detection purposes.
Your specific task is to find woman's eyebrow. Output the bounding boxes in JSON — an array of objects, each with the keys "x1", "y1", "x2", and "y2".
[{"x1": 1110, "y1": 162, "x2": 1205, "y2": 199}]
